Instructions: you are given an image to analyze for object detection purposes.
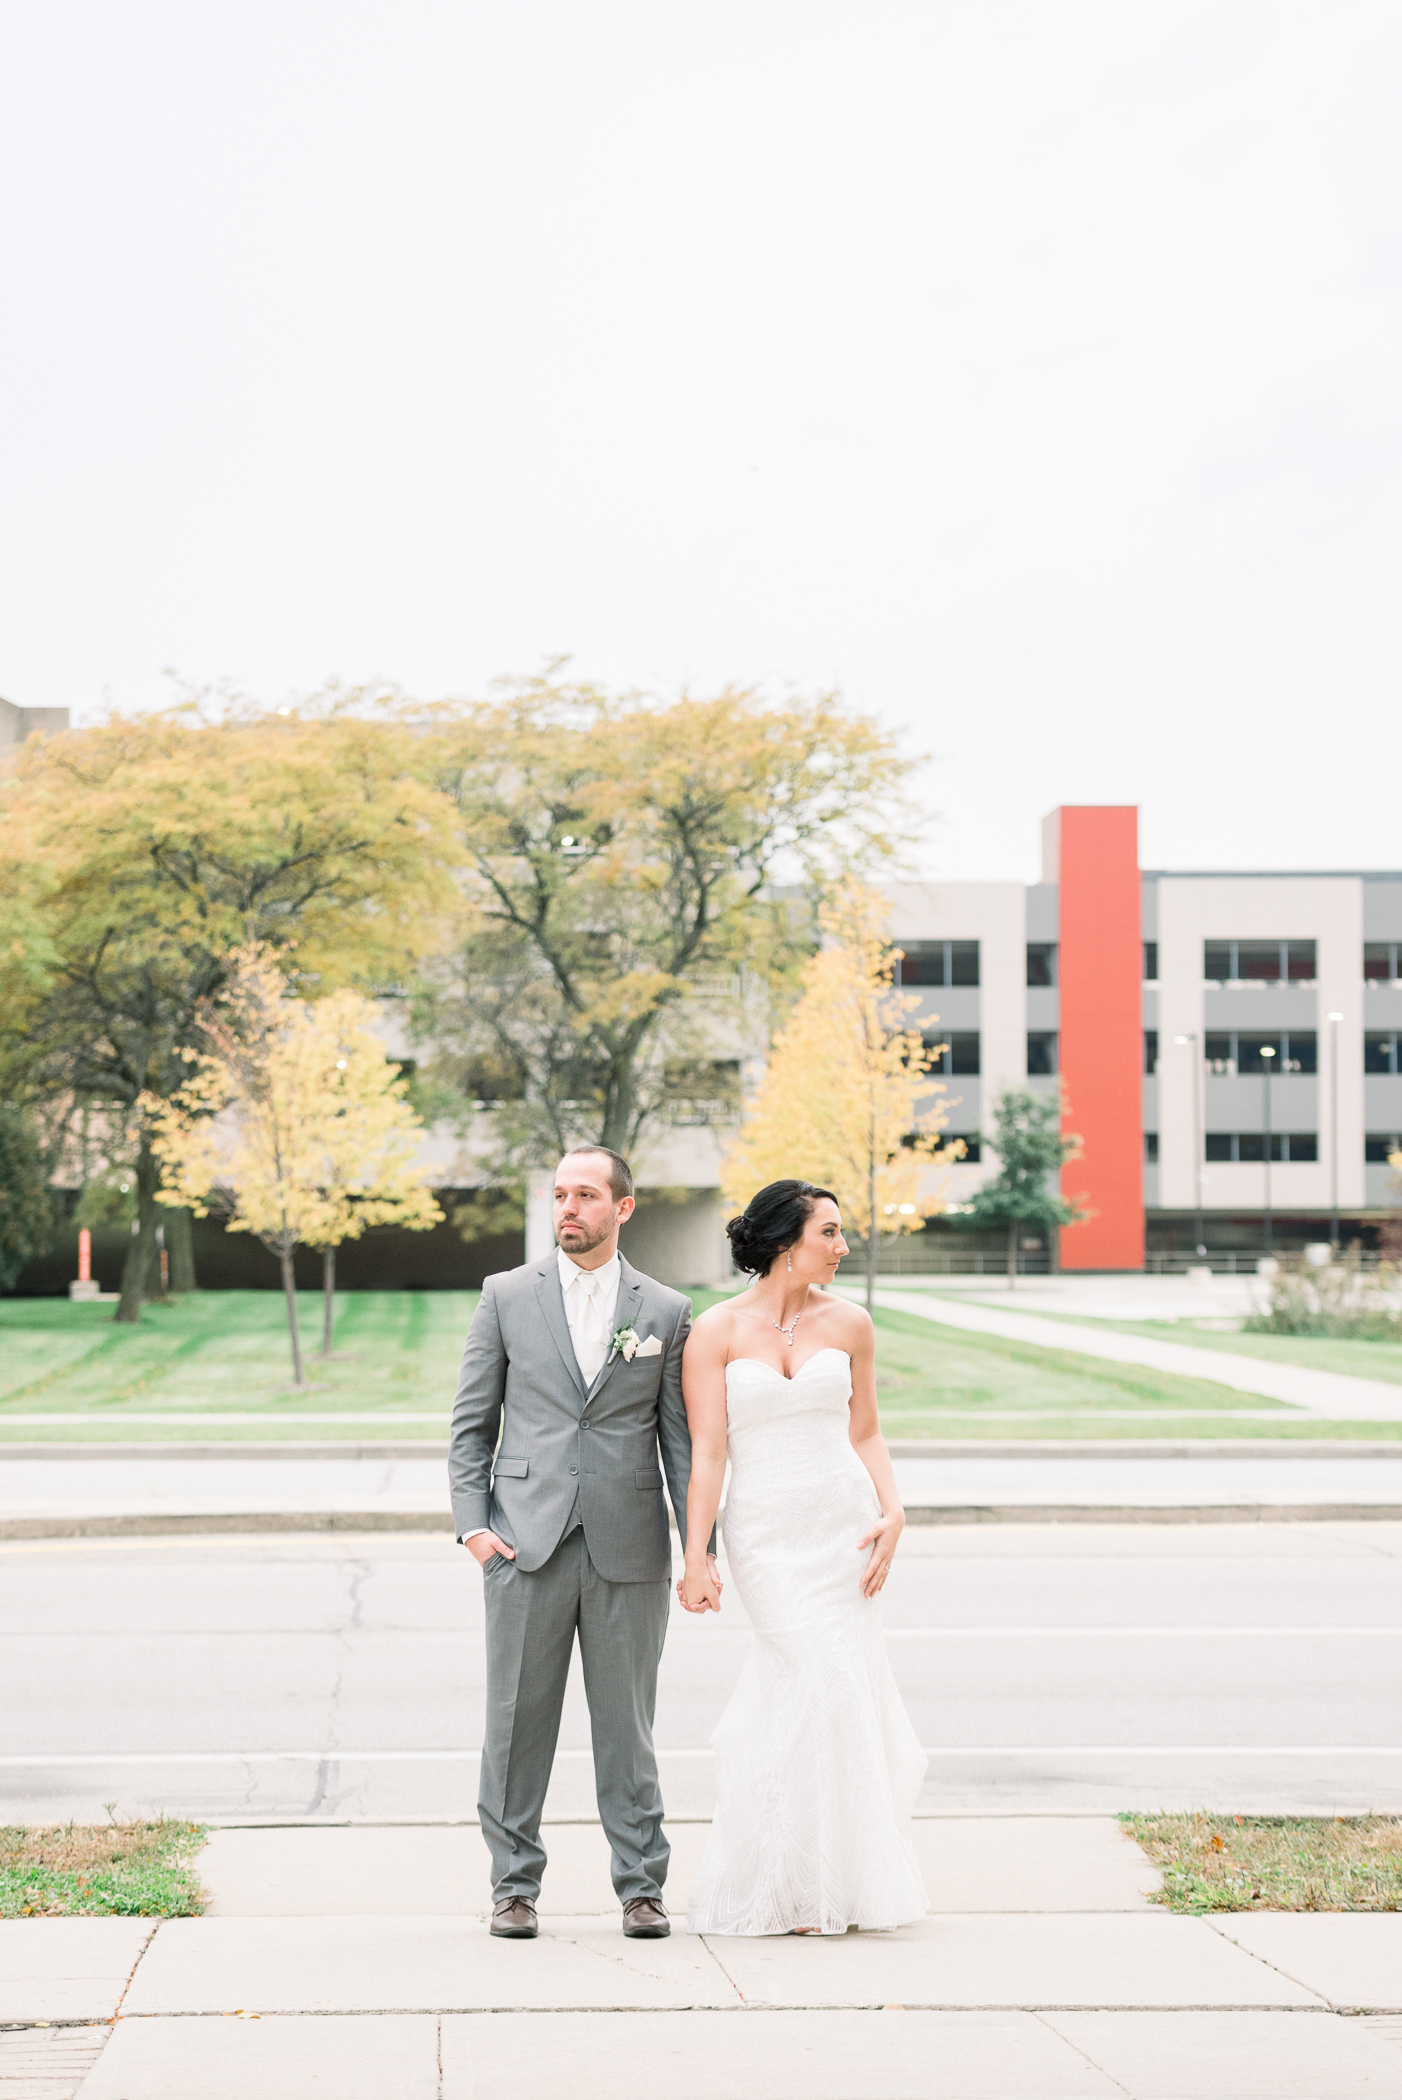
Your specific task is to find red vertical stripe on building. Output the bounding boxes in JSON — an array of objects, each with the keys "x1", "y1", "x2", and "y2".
[{"x1": 1056, "y1": 806, "x2": 1143, "y2": 1270}]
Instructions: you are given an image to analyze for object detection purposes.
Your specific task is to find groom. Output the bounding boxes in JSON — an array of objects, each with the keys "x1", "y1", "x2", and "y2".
[{"x1": 449, "y1": 1146, "x2": 717, "y2": 1940}]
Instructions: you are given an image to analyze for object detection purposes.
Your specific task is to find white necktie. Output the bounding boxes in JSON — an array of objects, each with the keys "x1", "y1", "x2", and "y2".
[{"x1": 574, "y1": 1271, "x2": 607, "y2": 1384}]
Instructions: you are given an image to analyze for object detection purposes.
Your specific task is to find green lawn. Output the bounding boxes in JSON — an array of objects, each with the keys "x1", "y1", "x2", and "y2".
[
  {"x1": 1, "y1": 1288, "x2": 1396, "y2": 1439},
  {"x1": 0, "y1": 1291, "x2": 476, "y2": 1432},
  {"x1": 862, "y1": 1304, "x2": 1402, "y2": 1439}
]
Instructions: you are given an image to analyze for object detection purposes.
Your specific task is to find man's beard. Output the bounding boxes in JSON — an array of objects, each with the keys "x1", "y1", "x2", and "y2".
[{"x1": 556, "y1": 1218, "x2": 612, "y2": 1255}]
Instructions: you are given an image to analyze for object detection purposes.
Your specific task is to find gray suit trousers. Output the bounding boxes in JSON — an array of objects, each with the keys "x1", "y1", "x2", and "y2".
[{"x1": 478, "y1": 1527, "x2": 671, "y2": 1904}]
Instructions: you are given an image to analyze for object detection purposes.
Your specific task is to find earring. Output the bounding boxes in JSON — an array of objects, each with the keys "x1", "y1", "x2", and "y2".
[{"x1": 786, "y1": 1250, "x2": 792, "y2": 1272}]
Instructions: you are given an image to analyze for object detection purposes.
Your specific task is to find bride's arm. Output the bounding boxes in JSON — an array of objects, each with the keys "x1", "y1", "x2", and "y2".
[
  {"x1": 679, "y1": 1314, "x2": 729, "y2": 1613},
  {"x1": 847, "y1": 1313, "x2": 905, "y2": 1599}
]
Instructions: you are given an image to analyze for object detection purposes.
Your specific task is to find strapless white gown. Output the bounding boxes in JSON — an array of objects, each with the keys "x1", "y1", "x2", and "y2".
[{"x1": 686, "y1": 1347, "x2": 929, "y2": 1936}]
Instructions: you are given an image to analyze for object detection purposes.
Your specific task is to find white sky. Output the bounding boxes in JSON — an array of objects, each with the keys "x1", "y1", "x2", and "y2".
[{"x1": 1, "y1": 2, "x2": 1398, "y2": 882}]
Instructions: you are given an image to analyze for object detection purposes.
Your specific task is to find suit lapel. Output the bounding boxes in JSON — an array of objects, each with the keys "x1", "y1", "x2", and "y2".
[
  {"x1": 587, "y1": 1261, "x2": 645, "y2": 1403},
  {"x1": 533, "y1": 1263, "x2": 587, "y2": 1403}
]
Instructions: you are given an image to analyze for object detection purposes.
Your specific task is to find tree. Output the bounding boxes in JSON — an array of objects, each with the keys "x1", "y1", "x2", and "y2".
[
  {"x1": 148, "y1": 949, "x2": 440, "y2": 1384},
  {"x1": 720, "y1": 889, "x2": 956, "y2": 1312},
  {"x1": 416, "y1": 673, "x2": 907, "y2": 1172},
  {"x1": 950, "y1": 1087, "x2": 1085, "y2": 1287},
  {"x1": 299, "y1": 1006, "x2": 445, "y2": 1360},
  {"x1": 0, "y1": 702, "x2": 459, "y2": 1323},
  {"x1": 0, "y1": 1103, "x2": 54, "y2": 1291}
]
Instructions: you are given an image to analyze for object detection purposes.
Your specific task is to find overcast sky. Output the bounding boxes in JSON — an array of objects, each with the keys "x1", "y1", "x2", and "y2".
[{"x1": 1, "y1": 2, "x2": 1397, "y2": 881}]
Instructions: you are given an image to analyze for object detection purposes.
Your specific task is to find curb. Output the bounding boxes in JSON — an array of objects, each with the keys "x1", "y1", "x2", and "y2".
[
  {"x1": 5, "y1": 1439, "x2": 1402, "y2": 1462},
  {"x1": 6, "y1": 1503, "x2": 1402, "y2": 1541}
]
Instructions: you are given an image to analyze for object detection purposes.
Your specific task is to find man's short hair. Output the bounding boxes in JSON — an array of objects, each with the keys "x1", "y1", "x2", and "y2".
[{"x1": 558, "y1": 1146, "x2": 634, "y2": 1204}]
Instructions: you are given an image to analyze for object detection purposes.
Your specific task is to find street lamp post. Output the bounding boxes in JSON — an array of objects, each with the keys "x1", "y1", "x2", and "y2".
[
  {"x1": 1260, "y1": 1043, "x2": 1277, "y2": 1256},
  {"x1": 1173, "y1": 1032, "x2": 1206, "y2": 1258},
  {"x1": 1327, "y1": 1010, "x2": 1343, "y2": 1250}
]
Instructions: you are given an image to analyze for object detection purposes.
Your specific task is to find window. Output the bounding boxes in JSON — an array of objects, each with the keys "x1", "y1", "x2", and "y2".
[
  {"x1": 1203, "y1": 1031, "x2": 1315, "y2": 1075},
  {"x1": 1144, "y1": 1132, "x2": 1159, "y2": 1163},
  {"x1": 1144, "y1": 1030, "x2": 1158, "y2": 1075},
  {"x1": 1366, "y1": 1133, "x2": 1402, "y2": 1163},
  {"x1": 1366, "y1": 1032, "x2": 1400, "y2": 1075},
  {"x1": 923, "y1": 1030, "x2": 980, "y2": 1075},
  {"x1": 1205, "y1": 1133, "x2": 1318, "y2": 1163},
  {"x1": 894, "y1": 939, "x2": 980, "y2": 988},
  {"x1": 663, "y1": 1059, "x2": 740, "y2": 1124},
  {"x1": 1026, "y1": 943, "x2": 1057, "y2": 987},
  {"x1": 1203, "y1": 939, "x2": 1317, "y2": 984},
  {"x1": 1143, "y1": 941, "x2": 1158, "y2": 981},
  {"x1": 954, "y1": 1135, "x2": 982, "y2": 1163},
  {"x1": 1364, "y1": 943, "x2": 1400, "y2": 982},
  {"x1": 1027, "y1": 1032, "x2": 1058, "y2": 1076}
]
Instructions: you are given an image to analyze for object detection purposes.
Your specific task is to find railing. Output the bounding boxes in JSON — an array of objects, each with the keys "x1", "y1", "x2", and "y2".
[
  {"x1": 838, "y1": 1246, "x2": 1053, "y2": 1277},
  {"x1": 1145, "y1": 1250, "x2": 1384, "y2": 1275}
]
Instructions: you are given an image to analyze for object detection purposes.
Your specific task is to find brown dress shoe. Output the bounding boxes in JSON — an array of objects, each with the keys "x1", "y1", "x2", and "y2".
[
  {"x1": 490, "y1": 1896, "x2": 538, "y2": 1938},
  {"x1": 621, "y1": 1896, "x2": 670, "y2": 1938}
]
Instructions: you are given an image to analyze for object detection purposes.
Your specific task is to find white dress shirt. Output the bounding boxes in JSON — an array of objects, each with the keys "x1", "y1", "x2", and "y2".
[
  {"x1": 461, "y1": 1247, "x2": 621, "y2": 1546},
  {"x1": 557, "y1": 1245, "x2": 621, "y2": 1385}
]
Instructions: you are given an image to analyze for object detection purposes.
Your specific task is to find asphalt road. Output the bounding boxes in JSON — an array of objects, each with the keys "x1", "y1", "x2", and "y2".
[{"x1": 4, "y1": 1522, "x2": 1401, "y2": 1825}]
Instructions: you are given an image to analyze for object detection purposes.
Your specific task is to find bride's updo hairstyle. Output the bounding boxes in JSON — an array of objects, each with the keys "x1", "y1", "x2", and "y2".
[{"x1": 726, "y1": 1180, "x2": 838, "y2": 1277}]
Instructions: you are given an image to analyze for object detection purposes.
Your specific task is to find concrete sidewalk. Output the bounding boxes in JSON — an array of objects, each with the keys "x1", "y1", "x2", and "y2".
[
  {"x1": 5, "y1": 1442, "x2": 1402, "y2": 1537},
  {"x1": 6, "y1": 1819, "x2": 1402, "y2": 2097}
]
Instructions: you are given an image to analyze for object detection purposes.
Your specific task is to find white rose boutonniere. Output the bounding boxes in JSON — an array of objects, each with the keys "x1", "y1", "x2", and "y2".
[{"x1": 611, "y1": 1325, "x2": 641, "y2": 1362}]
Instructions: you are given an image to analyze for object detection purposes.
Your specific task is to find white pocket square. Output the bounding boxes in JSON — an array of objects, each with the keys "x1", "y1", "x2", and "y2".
[{"x1": 634, "y1": 1334, "x2": 663, "y2": 1358}]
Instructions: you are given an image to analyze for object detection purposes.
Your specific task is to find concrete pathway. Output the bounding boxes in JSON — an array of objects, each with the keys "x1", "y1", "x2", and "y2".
[
  {"x1": 872, "y1": 1288, "x2": 1402, "y2": 1421},
  {"x1": 5, "y1": 1444, "x2": 1402, "y2": 1537},
  {"x1": 6, "y1": 1820, "x2": 1402, "y2": 2097}
]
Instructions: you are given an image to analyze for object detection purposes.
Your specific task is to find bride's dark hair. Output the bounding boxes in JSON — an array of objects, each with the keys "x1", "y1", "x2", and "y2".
[{"x1": 726, "y1": 1180, "x2": 838, "y2": 1277}]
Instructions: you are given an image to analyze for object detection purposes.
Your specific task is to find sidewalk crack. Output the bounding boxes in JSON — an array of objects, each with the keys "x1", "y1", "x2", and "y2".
[
  {"x1": 1033, "y1": 2010, "x2": 1133, "y2": 2095},
  {"x1": 696, "y1": 1933, "x2": 746, "y2": 2004},
  {"x1": 111, "y1": 1921, "x2": 161, "y2": 2022},
  {"x1": 1205, "y1": 1920, "x2": 1333, "y2": 2007}
]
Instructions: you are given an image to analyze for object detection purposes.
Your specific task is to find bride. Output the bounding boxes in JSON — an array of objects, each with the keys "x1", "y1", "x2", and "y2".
[{"x1": 679, "y1": 1179, "x2": 929, "y2": 1937}]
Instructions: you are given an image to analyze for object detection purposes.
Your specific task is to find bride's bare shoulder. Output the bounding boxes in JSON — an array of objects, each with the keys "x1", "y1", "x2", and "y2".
[
  {"x1": 687, "y1": 1298, "x2": 742, "y2": 1347},
  {"x1": 819, "y1": 1295, "x2": 875, "y2": 1348}
]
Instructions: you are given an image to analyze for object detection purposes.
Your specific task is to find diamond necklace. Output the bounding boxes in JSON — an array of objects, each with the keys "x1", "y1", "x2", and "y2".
[{"x1": 765, "y1": 1300, "x2": 803, "y2": 1346}]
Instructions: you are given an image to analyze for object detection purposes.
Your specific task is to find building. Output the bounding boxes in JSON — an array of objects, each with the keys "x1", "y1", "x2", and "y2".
[
  {"x1": 886, "y1": 805, "x2": 1402, "y2": 1272},
  {"x1": 0, "y1": 696, "x2": 69, "y2": 762}
]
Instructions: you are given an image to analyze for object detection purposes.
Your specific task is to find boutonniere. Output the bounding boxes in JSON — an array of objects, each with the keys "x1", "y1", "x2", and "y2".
[{"x1": 611, "y1": 1325, "x2": 641, "y2": 1362}]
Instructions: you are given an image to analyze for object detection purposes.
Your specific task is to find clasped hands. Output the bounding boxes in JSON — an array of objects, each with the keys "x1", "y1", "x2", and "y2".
[{"x1": 678, "y1": 1555, "x2": 724, "y2": 1613}]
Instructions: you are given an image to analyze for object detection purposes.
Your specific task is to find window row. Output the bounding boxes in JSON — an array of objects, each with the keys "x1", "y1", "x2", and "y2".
[
  {"x1": 1205, "y1": 1030, "x2": 1315, "y2": 1075},
  {"x1": 913, "y1": 1031, "x2": 1063, "y2": 1076},
  {"x1": 1147, "y1": 1132, "x2": 1402, "y2": 1163},
  {"x1": 1147, "y1": 938, "x2": 1402, "y2": 983},
  {"x1": 1146, "y1": 1031, "x2": 1319, "y2": 1074},
  {"x1": 901, "y1": 936, "x2": 1402, "y2": 988},
  {"x1": 1205, "y1": 1132, "x2": 1318, "y2": 1163},
  {"x1": 895, "y1": 942, "x2": 1063, "y2": 988}
]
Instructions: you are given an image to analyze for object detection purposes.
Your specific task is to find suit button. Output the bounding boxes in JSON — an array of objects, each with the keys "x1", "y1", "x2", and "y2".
[{"x1": 568, "y1": 1465, "x2": 578, "y2": 1475}]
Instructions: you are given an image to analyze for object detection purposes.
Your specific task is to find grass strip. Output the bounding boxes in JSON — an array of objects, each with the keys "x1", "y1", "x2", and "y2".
[
  {"x1": 0, "y1": 1817, "x2": 207, "y2": 1917},
  {"x1": 1123, "y1": 1811, "x2": 1402, "y2": 1912}
]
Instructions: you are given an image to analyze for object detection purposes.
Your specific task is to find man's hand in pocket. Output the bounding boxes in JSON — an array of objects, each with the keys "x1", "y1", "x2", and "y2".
[{"x1": 465, "y1": 1531, "x2": 515, "y2": 1567}]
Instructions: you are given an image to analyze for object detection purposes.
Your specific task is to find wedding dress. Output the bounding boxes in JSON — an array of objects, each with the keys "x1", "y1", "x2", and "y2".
[{"x1": 686, "y1": 1347, "x2": 929, "y2": 1936}]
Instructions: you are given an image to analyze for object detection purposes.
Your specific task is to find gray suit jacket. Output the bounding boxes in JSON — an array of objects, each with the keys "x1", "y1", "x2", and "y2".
[{"x1": 448, "y1": 1253, "x2": 695, "y2": 1583}]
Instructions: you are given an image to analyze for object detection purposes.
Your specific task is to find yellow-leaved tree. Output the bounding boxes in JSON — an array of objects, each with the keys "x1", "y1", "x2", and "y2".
[
  {"x1": 147, "y1": 948, "x2": 440, "y2": 1384},
  {"x1": 721, "y1": 888, "x2": 958, "y2": 1312}
]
